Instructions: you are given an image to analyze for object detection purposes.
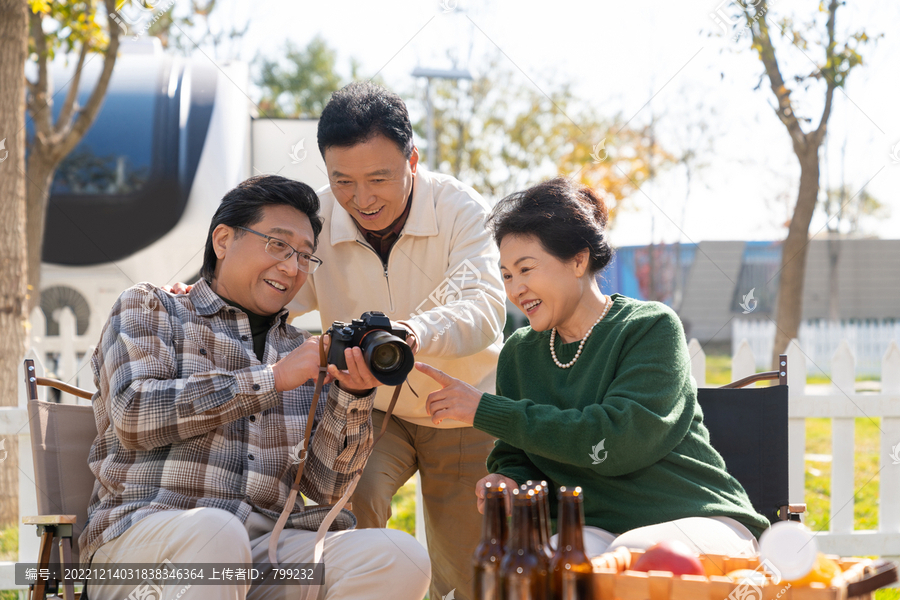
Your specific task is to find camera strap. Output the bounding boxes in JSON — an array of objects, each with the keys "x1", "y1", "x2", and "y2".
[{"x1": 267, "y1": 335, "x2": 404, "y2": 577}]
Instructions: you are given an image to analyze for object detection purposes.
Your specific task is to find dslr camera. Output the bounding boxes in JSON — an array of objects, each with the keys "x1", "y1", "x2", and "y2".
[{"x1": 326, "y1": 311, "x2": 414, "y2": 386}]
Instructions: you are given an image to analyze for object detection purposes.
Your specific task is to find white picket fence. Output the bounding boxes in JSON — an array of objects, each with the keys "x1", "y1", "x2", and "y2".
[
  {"x1": 734, "y1": 319, "x2": 900, "y2": 377},
  {"x1": 2, "y1": 323, "x2": 900, "y2": 592}
]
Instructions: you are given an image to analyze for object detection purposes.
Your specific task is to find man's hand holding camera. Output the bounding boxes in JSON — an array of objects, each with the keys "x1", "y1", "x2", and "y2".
[{"x1": 272, "y1": 335, "x2": 381, "y2": 396}]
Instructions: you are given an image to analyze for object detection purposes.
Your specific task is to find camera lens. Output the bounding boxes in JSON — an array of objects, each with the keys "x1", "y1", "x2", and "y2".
[
  {"x1": 359, "y1": 330, "x2": 414, "y2": 386},
  {"x1": 371, "y1": 343, "x2": 403, "y2": 373}
]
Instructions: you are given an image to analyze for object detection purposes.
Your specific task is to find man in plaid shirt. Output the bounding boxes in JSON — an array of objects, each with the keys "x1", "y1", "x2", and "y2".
[{"x1": 81, "y1": 176, "x2": 430, "y2": 600}]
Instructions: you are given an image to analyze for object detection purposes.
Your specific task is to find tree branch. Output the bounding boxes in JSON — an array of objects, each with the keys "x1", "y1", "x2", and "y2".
[
  {"x1": 55, "y1": 40, "x2": 90, "y2": 133},
  {"x1": 748, "y1": 5, "x2": 807, "y2": 154},
  {"x1": 52, "y1": 0, "x2": 121, "y2": 163},
  {"x1": 813, "y1": 0, "x2": 839, "y2": 146},
  {"x1": 27, "y1": 7, "x2": 53, "y2": 142}
]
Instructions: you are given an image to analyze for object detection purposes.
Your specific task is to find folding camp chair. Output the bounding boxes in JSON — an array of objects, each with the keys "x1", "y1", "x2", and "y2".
[
  {"x1": 697, "y1": 353, "x2": 806, "y2": 524},
  {"x1": 23, "y1": 358, "x2": 97, "y2": 600}
]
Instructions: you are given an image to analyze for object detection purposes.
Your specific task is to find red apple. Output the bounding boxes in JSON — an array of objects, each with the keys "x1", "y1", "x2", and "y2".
[{"x1": 631, "y1": 541, "x2": 706, "y2": 577}]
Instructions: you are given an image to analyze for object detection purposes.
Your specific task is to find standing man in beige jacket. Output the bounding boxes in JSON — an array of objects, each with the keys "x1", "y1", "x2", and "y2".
[{"x1": 288, "y1": 81, "x2": 505, "y2": 600}]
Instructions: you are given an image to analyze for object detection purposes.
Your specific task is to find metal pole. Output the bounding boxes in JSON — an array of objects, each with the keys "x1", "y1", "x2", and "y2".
[{"x1": 425, "y1": 77, "x2": 435, "y2": 171}]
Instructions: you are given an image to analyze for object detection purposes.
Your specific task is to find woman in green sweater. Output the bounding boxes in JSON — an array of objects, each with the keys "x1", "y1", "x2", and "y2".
[{"x1": 416, "y1": 177, "x2": 770, "y2": 557}]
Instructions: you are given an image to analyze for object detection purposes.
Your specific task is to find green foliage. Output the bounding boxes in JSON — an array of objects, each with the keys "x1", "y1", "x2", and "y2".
[
  {"x1": 387, "y1": 477, "x2": 417, "y2": 537},
  {"x1": 0, "y1": 524, "x2": 16, "y2": 561},
  {"x1": 411, "y1": 54, "x2": 675, "y2": 216},
  {"x1": 28, "y1": 0, "x2": 107, "y2": 59},
  {"x1": 255, "y1": 36, "x2": 344, "y2": 119},
  {"x1": 820, "y1": 185, "x2": 889, "y2": 235}
]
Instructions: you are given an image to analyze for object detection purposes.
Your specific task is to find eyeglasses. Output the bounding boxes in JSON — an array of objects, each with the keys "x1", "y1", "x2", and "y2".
[{"x1": 235, "y1": 226, "x2": 323, "y2": 274}]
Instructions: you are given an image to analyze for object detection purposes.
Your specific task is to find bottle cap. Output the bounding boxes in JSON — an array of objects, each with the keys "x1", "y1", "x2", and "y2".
[{"x1": 758, "y1": 521, "x2": 818, "y2": 581}]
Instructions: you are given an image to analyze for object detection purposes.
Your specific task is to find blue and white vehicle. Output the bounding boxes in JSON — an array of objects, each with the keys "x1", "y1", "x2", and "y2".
[{"x1": 35, "y1": 39, "x2": 326, "y2": 352}]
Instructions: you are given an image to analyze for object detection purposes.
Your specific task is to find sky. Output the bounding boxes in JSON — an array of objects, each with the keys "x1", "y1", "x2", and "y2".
[{"x1": 183, "y1": 0, "x2": 900, "y2": 248}]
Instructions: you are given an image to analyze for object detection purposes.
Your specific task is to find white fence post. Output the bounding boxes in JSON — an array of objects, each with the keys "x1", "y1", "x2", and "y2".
[
  {"x1": 787, "y1": 339, "x2": 807, "y2": 506},
  {"x1": 830, "y1": 340, "x2": 856, "y2": 535},
  {"x1": 75, "y1": 348, "x2": 98, "y2": 401},
  {"x1": 880, "y1": 341, "x2": 900, "y2": 536},
  {"x1": 732, "y1": 339, "x2": 755, "y2": 382},
  {"x1": 18, "y1": 351, "x2": 40, "y2": 568},
  {"x1": 688, "y1": 338, "x2": 706, "y2": 388},
  {"x1": 57, "y1": 308, "x2": 78, "y2": 402}
]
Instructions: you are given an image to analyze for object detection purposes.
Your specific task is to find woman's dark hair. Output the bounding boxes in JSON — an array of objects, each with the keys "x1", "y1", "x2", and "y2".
[
  {"x1": 486, "y1": 177, "x2": 613, "y2": 275},
  {"x1": 200, "y1": 175, "x2": 324, "y2": 282},
  {"x1": 317, "y1": 81, "x2": 414, "y2": 159}
]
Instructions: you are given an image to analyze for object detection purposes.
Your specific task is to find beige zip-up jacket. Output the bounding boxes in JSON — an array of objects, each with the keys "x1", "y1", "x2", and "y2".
[{"x1": 288, "y1": 168, "x2": 506, "y2": 428}]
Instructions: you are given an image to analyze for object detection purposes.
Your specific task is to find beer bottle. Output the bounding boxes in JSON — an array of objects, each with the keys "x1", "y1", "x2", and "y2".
[
  {"x1": 523, "y1": 481, "x2": 552, "y2": 562},
  {"x1": 473, "y1": 481, "x2": 508, "y2": 600},
  {"x1": 537, "y1": 481, "x2": 555, "y2": 559},
  {"x1": 501, "y1": 488, "x2": 549, "y2": 600},
  {"x1": 551, "y1": 486, "x2": 593, "y2": 600}
]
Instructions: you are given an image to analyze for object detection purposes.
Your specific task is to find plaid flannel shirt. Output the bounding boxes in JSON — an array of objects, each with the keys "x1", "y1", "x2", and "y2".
[{"x1": 80, "y1": 279, "x2": 375, "y2": 567}]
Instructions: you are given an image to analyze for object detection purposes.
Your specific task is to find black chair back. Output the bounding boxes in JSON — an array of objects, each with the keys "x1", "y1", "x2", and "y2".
[{"x1": 697, "y1": 383, "x2": 789, "y2": 524}]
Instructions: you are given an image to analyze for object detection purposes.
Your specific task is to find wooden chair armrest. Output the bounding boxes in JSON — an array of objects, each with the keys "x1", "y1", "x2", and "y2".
[
  {"x1": 23, "y1": 515, "x2": 77, "y2": 525},
  {"x1": 34, "y1": 377, "x2": 93, "y2": 400}
]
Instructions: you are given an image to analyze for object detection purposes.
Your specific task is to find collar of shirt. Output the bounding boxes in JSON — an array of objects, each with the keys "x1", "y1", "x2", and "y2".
[{"x1": 193, "y1": 278, "x2": 290, "y2": 325}]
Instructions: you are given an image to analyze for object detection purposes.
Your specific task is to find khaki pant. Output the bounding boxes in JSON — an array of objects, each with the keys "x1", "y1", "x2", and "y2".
[
  {"x1": 87, "y1": 507, "x2": 431, "y2": 600},
  {"x1": 551, "y1": 516, "x2": 760, "y2": 559},
  {"x1": 350, "y1": 410, "x2": 495, "y2": 600}
]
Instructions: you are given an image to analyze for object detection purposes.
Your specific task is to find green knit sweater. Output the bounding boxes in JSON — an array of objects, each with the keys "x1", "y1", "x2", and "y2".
[{"x1": 474, "y1": 294, "x2": 771, "y2": 539}]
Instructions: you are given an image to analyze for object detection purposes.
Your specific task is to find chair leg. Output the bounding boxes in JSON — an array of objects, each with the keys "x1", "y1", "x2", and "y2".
[
  {"x1": 33, "y1": 529, "x2": 55, "y2": 600},
  {"x1": 59, "y1": 536, "x2": 75, "y2": 600}
]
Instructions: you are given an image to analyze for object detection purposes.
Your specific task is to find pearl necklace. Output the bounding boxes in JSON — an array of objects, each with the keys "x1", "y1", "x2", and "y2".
[{"x1": 550, "y1": 296, "x2": 612, "y2": 369}]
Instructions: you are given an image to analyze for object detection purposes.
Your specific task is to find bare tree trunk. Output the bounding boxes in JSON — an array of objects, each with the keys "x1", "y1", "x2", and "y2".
[
  {"x1": 25, "y1": 152, "x2": 56, "y2": 313},
  {"x1": 771, "y1": 150, "x2": 820, "y2": 368},
  {"x1": 827, "y1": 235, "x2": 840, "y2": 321},
  {"x1": 0, "y1": 0, "x2": 29, "y2": 527}
]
